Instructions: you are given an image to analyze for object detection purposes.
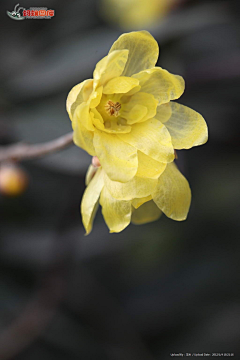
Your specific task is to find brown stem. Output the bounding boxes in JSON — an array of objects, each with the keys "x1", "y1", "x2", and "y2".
[{"x1": 0, "y1": 132, "x2": 73, "y2": 163}]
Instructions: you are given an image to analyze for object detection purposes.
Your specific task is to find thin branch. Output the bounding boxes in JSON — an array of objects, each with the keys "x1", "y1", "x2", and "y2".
[{"x1": 0, "y1": 132, "x2": 73, "y2": 163}]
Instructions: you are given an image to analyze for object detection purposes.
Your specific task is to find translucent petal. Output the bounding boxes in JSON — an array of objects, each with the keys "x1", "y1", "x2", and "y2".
[
  {"x1": 100, "y1": 186, "x2": 132, "y2": 233},
  {"x1": 103, "y1": 76, "x2": 139, "y2": 94},
  {"x1": 136, "y1": 151, "x2": 167, "y2": 179},
  {"x1": 155, "y1": 103, "x2": 172, "y2": 124},
  {"x1": 109, "y1": 31, "x2": 159, "y2": 77},
  {"x1": 104, "y1": 172, "x2": 158, "y2": 200},
  {"x1": 118, "y1": 119, "x2": 174, "y2": 163},
  {"x1": 81, "y1": 168, "x2": 104, "y2": 234},
  {"x1": 85, "y1": 164, "x2": 98, "y2": 186},
  {"x1": 121, "y1": 92, "x2": 158, "y2": 124},
  {"x1": 91, "y1": 109, "x2": 131, "y2": 134},
  {"x1": 152, "y1": 162, "x2": 191, "y2": 221},
  {"x1": 163, "y1": 102, "x2": 208, "y2": 149},
  {"x1": 93, "y1": 50, "x2": 129, "y2": 86},
  {"x1": 132, "y1": 195, "x2": 152, "y2": 209},
  {"x1": 131, "y1": 200, "x2": 162, "y2": 225},
  {"x1": 89, "y1": 86, "x2": 103, "y2": 109},
  {"x1": 132, "y1": 67, "x2": 185, "y2": 105},
  {"x1": 66, "y1": 79, "x2": 93, "y2": 121},
  {"x1": 73, "y1": 102, "x2": 95, "y2": 131},
  {"x1": 72, "y1": 122, "x2": 95, "y2": 156},
  {"x1": 124, "y1": 85, "x2": 141, "y2": 96},
  {"x1": 93, "y1": 130, "x2": 138, "y2": 183}
]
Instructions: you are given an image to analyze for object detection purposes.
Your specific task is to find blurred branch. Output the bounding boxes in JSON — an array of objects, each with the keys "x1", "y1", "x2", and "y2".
[{"x1": 0, "y1": 132, "x2": 73, "y2": 163}]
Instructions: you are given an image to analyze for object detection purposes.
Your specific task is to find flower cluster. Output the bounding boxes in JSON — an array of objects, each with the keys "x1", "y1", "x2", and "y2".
[{"x1": 66, "y1": 31, "x2": 208, "y2": 233}]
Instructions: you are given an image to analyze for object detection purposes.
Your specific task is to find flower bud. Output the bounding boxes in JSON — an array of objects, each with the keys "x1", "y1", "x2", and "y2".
[{"x1": 0, "y1": 164, "x2": 28, "y2": 197}]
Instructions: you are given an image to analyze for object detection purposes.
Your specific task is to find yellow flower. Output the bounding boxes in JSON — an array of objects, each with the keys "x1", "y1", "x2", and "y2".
[
  {"x1": 82, "y1": 162, "x2": 191, "y2": 234},
  {"x1": 67, "y1": 31, "x2": 207, "y2": 184},
  {"x1": 100, "y1": 0, "x2": 179, "y2": 30},
  {"x1": 66, "y1": 31, "x2": 208, "y2": 234}
]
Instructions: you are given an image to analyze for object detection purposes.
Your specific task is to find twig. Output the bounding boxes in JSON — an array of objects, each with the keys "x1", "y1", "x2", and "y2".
[{"x1": 0, "y1": 132, "x2": 73, "y2": 163}]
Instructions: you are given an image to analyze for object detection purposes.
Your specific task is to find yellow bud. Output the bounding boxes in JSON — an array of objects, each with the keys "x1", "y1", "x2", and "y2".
[{"x1": 0, "y1": 165, "x2": 28, "y2": 197}]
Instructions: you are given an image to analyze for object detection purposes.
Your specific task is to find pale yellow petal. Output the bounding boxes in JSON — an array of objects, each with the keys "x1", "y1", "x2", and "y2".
[
  {"x1": 66, "y1": 79, "x2": 93, "y2": 121},
  {"x1": 72, "y1": 108, "x2": 95, "y2": 155},
  {"x1": 163, "y1": 102, "x2": 208, "y2": 149},
  {"x1": 132, "y1": 195, "x2": 152, "y2": 209},
  {"x1": 93, "y1": 50, "x2": 129, "y2": 86},
  {"x1": 118, "y1": 119, "x2": 174, "y2": 163},
  {"x1": 104, "y1": 171, "x2": 158, "y2": 200},
  {"x1": 109, "y1": 31, "x2": 159, "y2": 77},
  {"x1": 103, "y1": 76, "x2": 139, "y2": 94},
  {"x1": 124, "y1": 85, "x2": 141, "y2": 96},
  {"x1": 155, "y1": 103, "x2": 172, "y2": 124},
  {"x1": 73, "y1": 123, "x2": 95, "y2": 156},
  {"x1": 73, "y1": 102, "x2": 95, "y2": 131},
  {"x1": 93, "y1": 129, "x2": 138, "y2": 183},
  {"x1": 136, "y1": 151, "x2": 167, "y2": 179},
  {"x1": 81, "y1": 168, "x2": 104, "y2": 234},
  {"x1": 85, "y1": 164, "x2": 98, "y2": 186},
  {"x1": 152, "y1": 162, "x2": 191, "y2": 221},
  {"x1": 131, "y1": 200, "x2": 162, "y2": 225},
  {"x1": 91, "y1": 109, "x2": 131, "y2": 134},
  {"x1": 121, "y1": 92, "x2": 158, "y2": 124},
  {"x1": 100, "y1": 186, "x2": 132, "y2": 233},
  {"x1": 89, "y1": 86, "x2": 103, "y2": 108},
  {"x1": 132, "y1": 67, "x2": 185, "y2": 105}
]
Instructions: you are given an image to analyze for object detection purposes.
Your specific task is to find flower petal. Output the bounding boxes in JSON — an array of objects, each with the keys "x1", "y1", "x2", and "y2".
[
  {"x1": 91, "y1": 109, "x2": 131, "y2": 134},
  {"x1": 155, "y1": 103, "x2": 172, "y2": 124},
  {"x1": 100, "y1": 186, "x2": 132, "y2": 233},
  {"x1": 163, "y1": 102, "x2": 208, "y2": 149},
  {"x1": 131, "y1": 200, "x2": 162, "y2": 225},
  {"x1": 104, "y1": 171, "x2": 158, "y2": 200},
  {"x1": 81, "y1": 168, "x2": 104, "y2": 234},
  {"x1": 136, "y1": 151, "x2": 167, "y2": 179},
  {"x1": 132, "y1": 67, "x2": 185, "y2": 105},
  {"x1": 66, "y1": 79, "x2": 93, "y2": 121},
  {"x1": 118, "y1": 119, "x2": 174, "y2": 163},
  {"x1": 73, "y1": 102, "x2": 95, "y2": 131},
  {"x1": 152, "y1": 162, "x2": 191, "y2": 221},
  {"x1": 132, "y1": 195, "x2": 152, "y2": 209},
  {"x1": 121, "y1": 92, "x2": 158, "y2": 124},
  {"x1": 89, "y1": 86, "x2": 103, "y2": 108},
  {"x1": 93, "y1": 129, "x2": 138, "y2": 182},
  {"x1": 72, "y1": 123, "x2": 95, "y2": 156},
  {"x1": 109, "y1": 31, "x2": 159, "y2": 77},
  {"x1": 93, "y1": 50, "x2": 129, "y2": 86},
  {"x1": 103, "y1": 76, "x2": 139, "y2": 94}
]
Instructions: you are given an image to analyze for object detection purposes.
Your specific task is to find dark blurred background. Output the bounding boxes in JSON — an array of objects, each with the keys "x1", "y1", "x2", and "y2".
[{"x1": 0, "y1": 0, "x2": 240, "y2": 359}]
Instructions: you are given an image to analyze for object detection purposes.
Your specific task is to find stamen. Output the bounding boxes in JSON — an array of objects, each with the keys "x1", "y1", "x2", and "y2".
[{"x1": 105, "y1": 100, "x2": 121, "y2": 117}]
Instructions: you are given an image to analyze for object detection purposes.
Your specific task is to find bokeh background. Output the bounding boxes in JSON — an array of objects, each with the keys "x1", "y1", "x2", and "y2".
[{"x1": 0, "y1": 0, "x2": 240, "y2": 359}]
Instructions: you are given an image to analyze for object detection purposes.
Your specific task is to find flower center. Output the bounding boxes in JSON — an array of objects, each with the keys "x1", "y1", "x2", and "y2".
[{"x1": 105, "y1": 100, "x2": 121, "y2": 117}]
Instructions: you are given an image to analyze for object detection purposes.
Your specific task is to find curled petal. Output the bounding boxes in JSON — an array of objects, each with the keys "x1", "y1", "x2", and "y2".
[
  {"x1": 155, "y1": 103, "x2": 172, "y2": 124},
  {"x1": 136, "y1": 151, "x2": 167, "y2": 179},
  {"x1": 131, "y1": 200, "x2": 162, "y2": 225},
  {"x1": 73, "y1": 102, "x2": 95, "y2": 131},
  {"x1": 152, "y1": 162, "x2": 191, "y2": 221},
  {"x1": 66, "y1": 79, "x2": 93, "y2": 120},
  {"x1": 132, "y1": 67, "x2": 185, "y2": 105},
  {"x1": 103, "y1": 76, "x2": 139, "y2": 94},
  {"x1": 81, "y1": 168, "x2": 104, "y2": 234},
  {"x1": 93, "y1": 129, "x2": 138, "y2": 183},
  {"x1": 104, "y1": 171, "x2": 158, "y2": 200},
  {"x1": 132, "y1": 195, "x2": 152, "y2": 209},
  {"x1": 100, "y1": 186, "x2": 132, "y2": 233},
  {"x1": 121, "y1": 92, "x2": 158, "y2": 124},
  {"x1": 109, "y1": 31, "x2": 159, "y2": 77},
  {"x1": 93, "y1": 50, "x2": 129, "y2": 86},
  {"x1": 163, "y1": 102, "x2": 208, "y2": 149},
  {"x1": 118, "y1": 119, "x2": 174, "y2": 163}
]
